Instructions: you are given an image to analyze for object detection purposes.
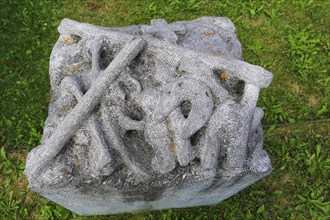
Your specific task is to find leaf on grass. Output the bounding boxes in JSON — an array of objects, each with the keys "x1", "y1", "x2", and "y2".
[
  {"x1": 288, "y1": 118, "x2": 295, "y2": 123},
  {"x1": 316, "y1": 104, "x2": 328, "y2": 117},
  {"x1": 4, "y1": 178, "x2": 12, "y2": 188},
  {"x1": 316, "y1": 144, "x2": 321, "y2": 159},
  {"x1": 5, "y1": 169, "x2": 12, "y2": 175},
  {"x1": 251, "y1": 191, "x2": 266, "y2": 196},
  {"x1": 279, "y1": 164, "x2": 286, "y2": 170},
  {"x1": 315, "y1": 203, "x2": 330, "y2": 214},
  {"x1": 273, "y1": 190, "x2": 283, "y2": 196},
  {"x1": 297, "y1": 194, "x2": 307, "y2": 202},
  {"x1": 0, "y1": 147, "x2": 7, "y2": 160},
  {"x1": 257, "y1": 204, "x2": 265, "y2": 214}
]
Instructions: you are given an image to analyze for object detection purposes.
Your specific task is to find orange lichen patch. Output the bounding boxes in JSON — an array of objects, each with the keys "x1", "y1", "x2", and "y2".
[
  {"x1": 220, "y1": 72, "x2": 229, "y2": 79},
  {"x1": 63, "y1": 38, "x2": 70, "y2": 44},
  {"x1": 170, "y1": 145, "x2": 177, "y2": 151},
  {"x1": 203, "y1": 32, "x2": 215, "y2": 36},
  {"x1": 215, "y1": 96, "x2": 221, "y2": 104},
  {"x1": 65, "y1": 72, "x2": 73, "y2": 76},
  {"x1": 213, "y1": 53, "x2": 220, "y2": 56},
  {"x1": 169, "y1": 130, "x2": 175, "y2": 142},
  {"x1": 73, "y1": 135, "x2": 79, "y2": 141},
  {"x1": 72, "y1": 65, "x2": 78, "y2": 71}
]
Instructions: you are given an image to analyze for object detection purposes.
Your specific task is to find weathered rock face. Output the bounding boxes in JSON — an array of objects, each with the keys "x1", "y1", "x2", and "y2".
[{"x1": 24, "y1": 17, "x2": 272, "y2": 215}]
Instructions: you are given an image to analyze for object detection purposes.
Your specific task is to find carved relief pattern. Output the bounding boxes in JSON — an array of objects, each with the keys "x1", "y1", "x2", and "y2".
[{"x1": 25, "y1": 18, "x2": 272, "y2": 191}]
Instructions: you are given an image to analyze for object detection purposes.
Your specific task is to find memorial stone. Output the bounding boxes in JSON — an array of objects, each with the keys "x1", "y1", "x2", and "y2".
[{"x1": 25, "y1": 17, "x2": 273, "y2": 215}]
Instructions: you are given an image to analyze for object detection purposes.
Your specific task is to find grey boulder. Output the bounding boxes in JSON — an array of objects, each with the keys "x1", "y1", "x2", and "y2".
[{"x1": 24, "y1": 17, "x2": 272, "y2": 215}]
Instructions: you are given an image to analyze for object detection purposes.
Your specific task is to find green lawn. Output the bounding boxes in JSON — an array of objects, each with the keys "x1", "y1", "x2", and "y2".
[{"x1": 0, "y1": 0, "x2": 329, "y2": 219}]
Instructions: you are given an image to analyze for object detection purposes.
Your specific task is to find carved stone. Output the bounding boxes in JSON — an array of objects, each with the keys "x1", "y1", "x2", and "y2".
[{"x1": 24, "y1": 17, "x2": 272, "y2": 215}]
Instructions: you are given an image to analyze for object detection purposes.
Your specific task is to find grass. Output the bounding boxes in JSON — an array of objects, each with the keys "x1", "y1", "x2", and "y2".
[{"x1": 0, "y1": 0, "x2": 329, "y2": 219}]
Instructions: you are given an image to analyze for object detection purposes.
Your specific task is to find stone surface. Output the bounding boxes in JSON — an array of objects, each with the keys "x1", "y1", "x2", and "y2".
[{"x1": 24, "y1": 17, "x2": 273, "y2": 215}]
